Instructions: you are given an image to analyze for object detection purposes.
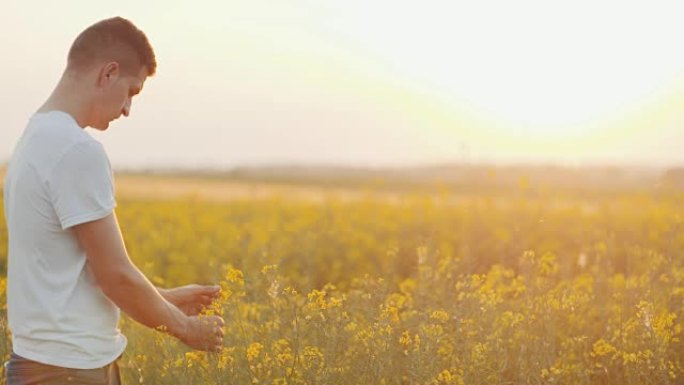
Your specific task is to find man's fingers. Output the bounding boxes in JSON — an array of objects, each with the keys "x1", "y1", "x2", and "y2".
[
  {"x1": 194, "y1": 285, "x2": 220, "y2": 296},
  {"x1": 191, "y1": 305, "x2": 202, "y2": 316},
  {"x1": 208, "y1": 333, "x2": 223, "y2": 352},
  {"x1": 211, "y1": 316, "x2": 225, "y2": 327}
]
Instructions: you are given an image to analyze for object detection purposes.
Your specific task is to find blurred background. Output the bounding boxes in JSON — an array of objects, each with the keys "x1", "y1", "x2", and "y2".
[{"x1": 3, "y1": 0, "x2": 684, "y2": 179}]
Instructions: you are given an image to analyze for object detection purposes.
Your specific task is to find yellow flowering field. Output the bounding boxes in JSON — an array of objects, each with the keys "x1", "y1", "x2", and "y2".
[{"x1": 0, "y1": 180, "x2": 683, "y2": 384}]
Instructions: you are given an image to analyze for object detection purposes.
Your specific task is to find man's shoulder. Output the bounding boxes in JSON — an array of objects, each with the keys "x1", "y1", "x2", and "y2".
[
  {"x1": 23, "y1": 113, "x2": 108, "y2": 178},
  {"x1": 30, "y1": 111, "x2": 91, "y2": 142},
  {"x1": 34, "y1": 112, "x2": 102, "y2": 150}
]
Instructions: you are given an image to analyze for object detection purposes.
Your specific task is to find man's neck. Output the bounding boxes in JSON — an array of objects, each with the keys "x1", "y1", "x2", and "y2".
[{"x1": 37, "y1": 73, "x2": 92, "y2": 128}]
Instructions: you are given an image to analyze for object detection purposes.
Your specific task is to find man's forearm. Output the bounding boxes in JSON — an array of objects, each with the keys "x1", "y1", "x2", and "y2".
[
  {"x1": 73, "y1": 213, "x2": 224, "y2": 351},
  {"x1": 156, "y1": 287, "x2": 170, "y2": 300},
  {"x1": 100, "y1": 265, "x2": 188, "y2": 339},
  {"x1": 72, "y1": 213, "x2": 189, "y2": 338}
]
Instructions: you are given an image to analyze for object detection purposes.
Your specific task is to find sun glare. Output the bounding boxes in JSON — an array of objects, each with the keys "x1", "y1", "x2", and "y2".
[
  {"x1": 320, "y1": 0, "x2": 684, "y2": 142},
  {"x1": 4, "y1": 0, "x2": 684, "y2": 166}
]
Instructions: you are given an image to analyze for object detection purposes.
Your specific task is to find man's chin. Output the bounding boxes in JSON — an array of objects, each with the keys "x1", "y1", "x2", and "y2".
[{"x1": 91, "y1": 121, "x2": 110, "y2": 131}]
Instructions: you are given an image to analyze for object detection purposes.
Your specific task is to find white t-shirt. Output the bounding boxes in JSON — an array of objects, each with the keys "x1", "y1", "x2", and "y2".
[{"x1": 3, "y1": 110, "x2": 127, "y2": 369}]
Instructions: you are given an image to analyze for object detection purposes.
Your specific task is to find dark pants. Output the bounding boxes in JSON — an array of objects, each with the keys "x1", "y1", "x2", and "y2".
[{"x1": 4, "y1": 352, "x2": 121, "y2": 385}]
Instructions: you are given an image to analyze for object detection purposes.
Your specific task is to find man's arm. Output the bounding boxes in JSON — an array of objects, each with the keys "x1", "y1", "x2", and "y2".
[{"x1": 72, "y1": 212, "x2": 224, "y2": 352}]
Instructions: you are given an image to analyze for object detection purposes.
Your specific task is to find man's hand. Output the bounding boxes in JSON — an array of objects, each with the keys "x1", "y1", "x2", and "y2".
[
  {"x1": 180, "y1": 315, "x2": 225, "y2": 352},
  {"x1": 159, "y1": 285, "x2": 221, "y2": 316}
]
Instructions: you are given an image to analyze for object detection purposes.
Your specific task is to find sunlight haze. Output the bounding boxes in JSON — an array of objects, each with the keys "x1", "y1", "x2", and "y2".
[{"x1": 2, "y1": 0, "x2": 684, "y2": 169}]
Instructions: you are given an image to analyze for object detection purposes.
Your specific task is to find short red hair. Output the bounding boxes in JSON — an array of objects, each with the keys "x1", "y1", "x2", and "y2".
[{"x1": 67, "y1": 17, "x2": 156, "y2": 77}]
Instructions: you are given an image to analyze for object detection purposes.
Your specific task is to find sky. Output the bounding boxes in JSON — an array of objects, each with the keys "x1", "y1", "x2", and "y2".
[{"x1": 3, "y1": 0, "x2": 684, "y2": 169}]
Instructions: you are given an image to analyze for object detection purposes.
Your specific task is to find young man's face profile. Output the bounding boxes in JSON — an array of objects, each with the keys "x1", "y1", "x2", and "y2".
[{"x1": 92, "y1": 64, "x2": 147, "y2": 130}]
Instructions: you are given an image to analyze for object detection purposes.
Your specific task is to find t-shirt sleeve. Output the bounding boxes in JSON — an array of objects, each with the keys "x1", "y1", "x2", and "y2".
[{"x1": 48, "y1": 140, "x2": 117, "y2": 230}]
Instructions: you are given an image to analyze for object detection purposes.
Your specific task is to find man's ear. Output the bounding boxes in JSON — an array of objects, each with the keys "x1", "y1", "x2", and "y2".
[{"x1": 98, "y1": 62, "x2": 120, "y2": 88}]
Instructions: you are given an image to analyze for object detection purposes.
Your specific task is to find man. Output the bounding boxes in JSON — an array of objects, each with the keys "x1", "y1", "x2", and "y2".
[{"x1": 3, "y1": 17, "x2": 225, "y2": 384}]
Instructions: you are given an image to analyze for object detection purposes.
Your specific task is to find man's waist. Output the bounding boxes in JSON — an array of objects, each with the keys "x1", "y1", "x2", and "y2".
[
  {"x1": 5, "y1": 351, "x2": 122, "y2": 385},
  {"x1": 12, "y1": 333, "x2": 127, "y2": 370}
]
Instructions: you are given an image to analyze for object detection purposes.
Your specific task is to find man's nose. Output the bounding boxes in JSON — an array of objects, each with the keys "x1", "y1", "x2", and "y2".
[{"x1": 121, "y1": 100, "x2": 131, "y2": 117}]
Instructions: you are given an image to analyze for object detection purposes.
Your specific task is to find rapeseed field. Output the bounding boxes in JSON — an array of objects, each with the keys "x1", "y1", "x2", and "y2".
[{"x1": 0, "y1": 183, "x2": 682, "y2": 384}]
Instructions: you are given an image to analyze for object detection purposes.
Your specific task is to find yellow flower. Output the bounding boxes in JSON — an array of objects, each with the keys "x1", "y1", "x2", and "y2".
[
  {"x1": 267, "y1": 280, "x2": 280, "y2": 299},
  {"x1": 430, "y1": 310, "x2": 450, "y2": 323},
  {"x1": 261, "y1": 264, "x2": 278, "y2": 275},
  {"x1": 431, "y1": 369, "x2": 465, "y2": 385},
  {"x1": 345, "y1": 322, "x2": 358, "y2": 332},
  {"x1": 218, "y1": 347, "x2": 236, "y2": 369},
  {"x1": 399, "y1": 278, "x2": 416, "y2": 295},
  {"x1": 591, "y1": 339, "x2": 617, "y2": 357},
  {"x1": 226, "y1": 267, "x2": 244, "y2": 285},
  {"x1": 302, "y1": 346, "x2": 324, "y2": 370},
  {"x1": 307, "y1": 289, "x2": 328, "y2": 310},
  {"x1": 246, "y1": 342, "x2": 264, "y2": 362},
  {"x1": 185, "y1": 351, "x2": 207, "y2": 368},
  {"x1": 399, "y1": 331, "x2": 411, "y2": 347},
  {"x1": 381, "y1": 305, "x2": 399, "y2": 323}
]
